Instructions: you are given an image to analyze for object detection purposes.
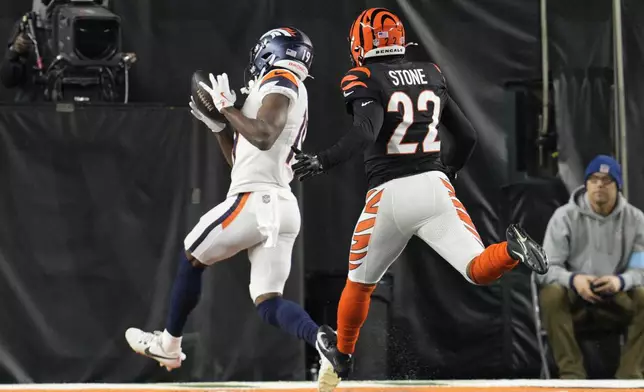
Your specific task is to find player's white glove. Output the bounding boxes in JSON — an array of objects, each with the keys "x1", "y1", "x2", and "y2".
[
  {"x1": 199, "y1": 73, "x2": 237, "y2": 113},
  {"x1": 240, "y1": 78, "x2": 257, "y2": 95},
  {"x1": 189, "y1": 97, "x2": 225, "y2": 133}
]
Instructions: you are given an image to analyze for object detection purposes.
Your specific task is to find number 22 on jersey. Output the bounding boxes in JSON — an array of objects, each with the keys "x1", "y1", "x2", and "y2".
[{"x1": 386, "y1": 90, "x2": 441, "y2": 155}]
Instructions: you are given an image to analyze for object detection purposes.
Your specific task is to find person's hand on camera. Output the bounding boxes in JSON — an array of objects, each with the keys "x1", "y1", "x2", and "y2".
[{"x1": 11, "y1": 34, "x2": 33, "y2": 55}]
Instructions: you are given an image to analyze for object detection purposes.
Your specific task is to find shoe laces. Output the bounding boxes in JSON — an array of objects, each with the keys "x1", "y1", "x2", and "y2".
[{"x1": 138, "y1": 330, "x2": 162, "y2": 345}]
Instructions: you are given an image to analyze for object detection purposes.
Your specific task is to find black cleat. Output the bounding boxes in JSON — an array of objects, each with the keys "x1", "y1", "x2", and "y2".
[
  {"x1": 506, "y1": 224, "x2": 549, "y2": 275},
  {"x1": 315, "y1": 325, "x2": 352, "y2": 391}
]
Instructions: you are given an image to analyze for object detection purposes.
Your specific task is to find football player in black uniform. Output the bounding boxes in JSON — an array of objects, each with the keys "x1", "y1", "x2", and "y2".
[{"x1": 292, "y1": 8, "x2": 549, "y2": 390}]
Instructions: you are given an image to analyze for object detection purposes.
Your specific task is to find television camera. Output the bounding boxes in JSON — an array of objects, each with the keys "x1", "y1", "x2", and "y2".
[{"x1": 22, "y1": 0, "x2": 136, "y2": 102}]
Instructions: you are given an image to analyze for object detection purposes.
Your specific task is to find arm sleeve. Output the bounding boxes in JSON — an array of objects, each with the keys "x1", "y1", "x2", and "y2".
[
  {"x1": 317, "y1": 99, "x2": 384, "y2": 170},
  {"x1": 439, "y1": 95, "x2": 477, "y2": 172},
  {"x1": 340, "y1": 66, "x2": 380, "y2": 113},
  {"x1": 620, "y1": 210, "x2": 644, "y2": 290},
  {"x1": 537, "y1": 209, "x2": 574, "y2": 287}
]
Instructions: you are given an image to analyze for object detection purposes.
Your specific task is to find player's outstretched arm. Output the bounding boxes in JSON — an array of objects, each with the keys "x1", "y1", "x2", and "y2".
[
  {"x1": 317, "y1": 99, "x2": 383, "y2": 169},
  {"x1": 292, "y1": 99, "x2": 382, "y2": 181},
  {"x1": 221, "y1": 93, "x2": 289, "y2": 151},
  {"x1": 440, "y1": 96, "x2": 477, "y2": 172}
]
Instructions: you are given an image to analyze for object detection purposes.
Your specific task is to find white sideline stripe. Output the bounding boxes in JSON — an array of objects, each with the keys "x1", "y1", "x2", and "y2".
[{"x1": 0, "y1": 379, "x2": 642, "y2": 389}]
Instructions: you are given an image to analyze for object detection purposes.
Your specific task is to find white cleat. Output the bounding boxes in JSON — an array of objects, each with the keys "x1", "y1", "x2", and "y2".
[
  {"x1": 317, "y1": 356, "x2": 341, "y2": 392},
  {"x1": 125, "y1": 328, "x2": 186, "y2": 371}
]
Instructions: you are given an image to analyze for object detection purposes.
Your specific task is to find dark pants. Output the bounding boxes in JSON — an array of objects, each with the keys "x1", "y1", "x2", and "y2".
[{"x1": 539, "y1": 284, "x2": 644, "y2": 379}]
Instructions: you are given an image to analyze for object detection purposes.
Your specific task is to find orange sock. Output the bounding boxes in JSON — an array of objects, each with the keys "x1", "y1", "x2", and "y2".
[
  {"x1": 467, "y1": 242, "x2": 519, "y2": 284},
  {"x1": 336, "y1": 279, "x2": 376, "y2": 355}
]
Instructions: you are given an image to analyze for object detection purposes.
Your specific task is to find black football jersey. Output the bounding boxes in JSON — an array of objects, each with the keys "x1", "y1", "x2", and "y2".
[{"x1": 340, "y1": 58, "x2": 449, "y2": 188}]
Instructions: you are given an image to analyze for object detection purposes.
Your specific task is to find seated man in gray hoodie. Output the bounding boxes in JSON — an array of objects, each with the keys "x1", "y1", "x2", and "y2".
[{"x1": 537, "y1": 155, "x2": 644, "y2": 379}]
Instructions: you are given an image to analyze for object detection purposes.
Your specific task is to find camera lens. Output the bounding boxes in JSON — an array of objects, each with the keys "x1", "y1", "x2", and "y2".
[{"x1": 74, "y1": 18, "x2": 118, "y2": 60}]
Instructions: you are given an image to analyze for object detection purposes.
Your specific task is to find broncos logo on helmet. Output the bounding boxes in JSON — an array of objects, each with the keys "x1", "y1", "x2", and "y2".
[
  {"x1": 348, "y1": 8, "x2": 406, "y2": 66},
  {"x1": 248, "y1": 27, "x2": 314, "y2": 81}
]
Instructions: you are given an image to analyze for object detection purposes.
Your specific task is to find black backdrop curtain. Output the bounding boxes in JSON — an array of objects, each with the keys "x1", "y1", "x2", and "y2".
[{"x1": 0, "y1": 0, "x2": 642, "y2": 382}]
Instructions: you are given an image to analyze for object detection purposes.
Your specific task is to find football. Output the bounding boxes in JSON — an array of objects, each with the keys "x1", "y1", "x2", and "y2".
[{"x1": 191, "y1": 70, "x2": 227, "y2": 123}]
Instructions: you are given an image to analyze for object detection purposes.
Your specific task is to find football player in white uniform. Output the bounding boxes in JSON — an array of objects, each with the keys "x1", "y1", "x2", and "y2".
[{"x1": 125, "y1": 27, "x2": 321, "y2": 371}]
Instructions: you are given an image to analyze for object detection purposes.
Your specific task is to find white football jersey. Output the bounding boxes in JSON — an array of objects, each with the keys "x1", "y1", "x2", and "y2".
[{"x1": 227, "y1": 69, "x2": 308, "y2": 198}]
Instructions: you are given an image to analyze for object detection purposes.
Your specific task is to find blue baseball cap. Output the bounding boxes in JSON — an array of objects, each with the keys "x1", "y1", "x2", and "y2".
[{"x1": 584, "y1": 155, "x2": 622, "y2": 189}]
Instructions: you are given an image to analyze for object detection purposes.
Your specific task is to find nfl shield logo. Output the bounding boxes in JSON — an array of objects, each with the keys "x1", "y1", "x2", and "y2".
[
  {"x1": 600, "y1": 164, "x2": 610, "y2": 173},
  {"x1": 262, "y1": 194, "x2": 271, "y2": 204}
]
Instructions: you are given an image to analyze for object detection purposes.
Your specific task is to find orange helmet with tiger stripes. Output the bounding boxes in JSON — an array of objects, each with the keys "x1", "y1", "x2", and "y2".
[{"x1": 348, "y1": 8, "x2": 406, "y2": 66}]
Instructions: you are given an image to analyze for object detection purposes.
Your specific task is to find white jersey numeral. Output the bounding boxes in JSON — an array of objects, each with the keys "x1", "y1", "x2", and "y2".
[{"x1": 386, "y1": 90, "x2": 441, "y2": 155}]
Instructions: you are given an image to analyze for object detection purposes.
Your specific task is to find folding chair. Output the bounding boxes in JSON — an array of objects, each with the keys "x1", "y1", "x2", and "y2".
[
  {"x1": 530, "y1": 271, "x2": 627, "y2": 379},
  {"x1": 530, "y1": 271, "x2": 551, "y2": 379}
]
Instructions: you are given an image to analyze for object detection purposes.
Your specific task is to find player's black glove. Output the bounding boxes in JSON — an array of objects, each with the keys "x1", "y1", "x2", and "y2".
[{"x1": 291, "y1": 146, "x2": 324, "y2": 181}]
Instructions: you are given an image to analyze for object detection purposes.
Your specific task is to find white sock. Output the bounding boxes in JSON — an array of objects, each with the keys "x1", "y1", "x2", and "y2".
[{"x1": 162, "y1": 329, "x2": 182, "y2": 354}]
